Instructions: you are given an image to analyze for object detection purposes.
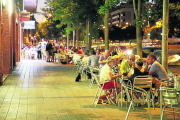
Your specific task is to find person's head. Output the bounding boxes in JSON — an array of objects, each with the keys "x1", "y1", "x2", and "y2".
[
  {"x1": 147, "y1": 54, "x2": 157, "y2": 65},
  {"x1": 74, "y1": 49, "x2": 78, "y2": 53},
  {"x1": 96, "y1": 49, "x2": 101, "y2": 54},
  {"x1": 84, "y1": 50, "x2": 89, "y2": 56},
  {"x1": 90, "y1": 50, "x2": 96, "y2": 55},
  {"x1": 112, "y1": 55, "x2": 120, "y2": 64},
  {"x1": 130, "y1": 54, "x2": 135, "y2": 61},
  {"x1": 107, "y1": 56, "x2": 116, "y2": 66},
  {"x1": 78, "y1": 46, "x2": 82, "y2": 50},
  {"x1": 135, "y1": 58, "x2": 143, "y2": 67},
  {"x1": 105, "y1": 50, "x2": 110, "y2": 58},
  {"x1": 123, "y1": 52, "x2": 128, "y2": 60}
]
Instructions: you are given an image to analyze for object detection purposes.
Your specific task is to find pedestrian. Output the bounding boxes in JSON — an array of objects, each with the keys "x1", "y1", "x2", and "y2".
[{"x1": 37, "y1": 43, "x2": 42, "y2": 60}]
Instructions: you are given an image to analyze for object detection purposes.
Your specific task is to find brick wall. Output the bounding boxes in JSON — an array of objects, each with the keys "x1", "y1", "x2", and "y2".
[
  {"x1": 0, "y1": 7, "x2": 2, "y2": 83},
  {"x1": 2, "y1": 1, "x2": 13, "y2": 74}
]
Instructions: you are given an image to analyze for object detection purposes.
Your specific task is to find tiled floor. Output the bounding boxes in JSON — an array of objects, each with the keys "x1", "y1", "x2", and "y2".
[{"x1": 0, "y1": 60, "x2": 178, "y2": 120}]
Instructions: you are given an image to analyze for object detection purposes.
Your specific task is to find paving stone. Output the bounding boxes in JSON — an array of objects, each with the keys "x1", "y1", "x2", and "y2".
[{"x1": 0, "y1": 60, "x2": 179, "y2": 120}]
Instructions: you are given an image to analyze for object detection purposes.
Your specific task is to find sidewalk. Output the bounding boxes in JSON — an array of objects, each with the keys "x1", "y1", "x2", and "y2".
[{"x1": 0, "y1": 60, "x2": 178, "y2": 120}]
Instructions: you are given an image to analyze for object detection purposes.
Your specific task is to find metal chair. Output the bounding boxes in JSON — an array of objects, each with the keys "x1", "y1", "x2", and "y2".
[
  {"x1": 92, "y1": 73, "x2": 118, "y2": 107},
  {"x1": 133, "y1": 75, "x2": 155, "y2": 109},
  {"x1": 89, "y1": 67, "x2": 100, "y2": 88},
  {"x1": 160, "y1": 87, "x2": 180, "y2": 120},
  {"x1": 125, "y1": 75, "x2": 153, "y2": 120}
]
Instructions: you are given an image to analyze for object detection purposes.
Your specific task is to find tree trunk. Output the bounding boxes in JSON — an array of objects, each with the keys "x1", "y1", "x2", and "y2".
[
  {"x1": 162, "y1": 0, "x2": 169, "y2": 71},
  {"x1": 73, "y1": 30, "x2": 75, "y2": 47},
  {"x1": 67, "y1": 24, "x2": 69, "y2": 50},
  {"x1": 89, "y1": 21, "x2": 92, "y2": 49},
  {"x1": 86, "y1": 20, "x2": 90, "y2": 50},
  {"x1": 133, "y1": 0, "x2": 142, "y2": 58},
  {"x1": 136, "y1": 26, "x2": 142, "y2": 57},
  {"x1": 76, "y1": 29, "x2": 79, "y2": 47},
  {"x1": 104, "y1": 0, "x2": 109, "y2": 50}
]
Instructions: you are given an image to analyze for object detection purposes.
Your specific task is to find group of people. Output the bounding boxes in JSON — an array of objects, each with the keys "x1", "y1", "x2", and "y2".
[
  {"x1": 98, "y1": 52, "x2": 169, "y2": 104},
  {"x1": 74, "y1": 47, "x2": 169, "y2": 104}
]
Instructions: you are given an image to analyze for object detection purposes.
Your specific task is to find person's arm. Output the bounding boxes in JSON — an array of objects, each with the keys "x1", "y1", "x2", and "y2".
[
  {"x1": 98, "y1": 56, "x2": 103, "y2": 64},
  {"x1": 144, "y1": 60, "x2": 149, "y2": 72},
  {"x1": 87, "y1": 57, "x2": 91, "y2": 67},
  {"x1": 149, "y1": 70, "x2": 154, "y2": 75},
  {"x1": 109, "y1": 71, "x2": 122, "y2": 80}
]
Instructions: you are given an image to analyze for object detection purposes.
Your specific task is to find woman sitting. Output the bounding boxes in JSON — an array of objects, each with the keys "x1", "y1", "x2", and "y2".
[
  {"x1": 128, "y1": 58, "x2": 148, "y2": 99},
  {"x1": 98, "y1": 56, "x2": 122, "y2": 104}
]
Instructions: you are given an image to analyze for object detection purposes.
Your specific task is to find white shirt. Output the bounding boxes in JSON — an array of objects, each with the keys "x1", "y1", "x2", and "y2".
[
  {"x1": 100, "y1": 64, "x2": 111, "y2": 84},
  {"x1": 82, "y1": 55, "x2": 89, "y2": 66},
  {"x1": 73, "y1": 53, "x2": 82, "y2": 64}
]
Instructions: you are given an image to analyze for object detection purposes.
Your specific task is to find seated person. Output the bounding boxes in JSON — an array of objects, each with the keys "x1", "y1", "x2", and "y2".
[
  {"x1": 99, "y1": 56, "x2": 122, "y2": 104},
  {"x1": 85, "y1": 50, "x2": 100, "y2": 79},
  {"x1": 73, "y1": 49, "x2": 83, "y2": 64},
  {"x1": 111, "y1": 56, "x2": 121, "y2": 83},
  {"x1": 120, "y1": 52, "x2": 131, "y2": 76},
  {"x1": 129, "y1": 54, "x2": 135, "y2": 68},
  {"x1": 128, "y1": 58, "x2": 149, "y2": 85},
  {"x1": 111, "y1": 55, "x2": 121, "y2": 75},
  {"x1": 111, "y1": 48, "x2": 118, "y2": 56},
  {"x1": 127, "y1": 58, "x2": 149, "y2": 99},
  {"x1": 96, "y1": 49, "x2": 102, "y2": 57},
  {"x1": 87, "y1": 50, "x2": 100, "y2": 68},
  {"x1": 78, "y1": 46, "x2": 83, "y2": 54},
  {"x1": 145, "y1": 54, "x2": 168, "y2": 88},
  {"x1": 82, "y1": 50, "x2": 89, "y2": 65},
  {"x1": 99, "y1": 50, "x2": 110, "y2": 68}
]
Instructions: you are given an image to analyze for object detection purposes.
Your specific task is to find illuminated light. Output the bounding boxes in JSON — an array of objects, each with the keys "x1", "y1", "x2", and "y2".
[
  {"x1": 116, "y1": 24, "x2": 118, "y2": 26},
  {"x1": 3, "y1": 0, "x2": 6, "y2": 6},
  {"x1": 103, "y1": 26, "x2": 105, "y2": 28},
  {"x1": 126, "y1": 22, "x2": 128, "y2": 25},
  {"x1": 23, "y1": 10, "x2": 27, "y2": 12},
  {"x1": 148, "y1": 33, "x2": 150, "y2": 36},
  {"x1": 9, "y1": 0, "x2": 12, "y2": 14},
  {"x1": 127, "y1": 50, "x2": 132, "y2": 55}
]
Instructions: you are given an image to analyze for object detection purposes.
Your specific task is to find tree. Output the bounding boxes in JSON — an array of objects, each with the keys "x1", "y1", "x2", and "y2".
[{"x1": 50, "y1": 0, "x2": 103, "y2": 49}]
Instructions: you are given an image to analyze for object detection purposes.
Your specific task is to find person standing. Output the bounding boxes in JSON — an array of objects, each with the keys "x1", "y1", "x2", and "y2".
[
  {"x1": 37, "y1": 43, "x2": 42, "y2": 60},
  {"x1": 46, "y1": 41, "x2": 50, "y2": 62},
  {"x1": 48, "y1": 40, "x2": 53, "y2": 62}
]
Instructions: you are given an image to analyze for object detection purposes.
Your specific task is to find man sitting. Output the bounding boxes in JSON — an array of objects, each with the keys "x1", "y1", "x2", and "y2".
[
  {"x1": 145, "y1": 54, "x2": 168, "y2": 88},
  {"x1": 99, "y1": 50, "x2": 110, "y2": 68},
  {"x1": 73, "y1": 49, "x2": 83, "y2": 64},
  {"x1": 85, "y1": 50, "x2": 100, "y2": 79}
]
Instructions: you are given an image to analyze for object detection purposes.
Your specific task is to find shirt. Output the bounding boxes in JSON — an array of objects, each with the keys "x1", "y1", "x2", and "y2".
[
  {"x1": 100, "y1": 64, "x2": 111, "y2": 84},
  {"x1": 150, "y1": 61, "x2": 168, "y2": 80}
]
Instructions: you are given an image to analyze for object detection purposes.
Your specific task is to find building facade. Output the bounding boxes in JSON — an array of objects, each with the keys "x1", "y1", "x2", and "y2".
[{"x1": 0, "y1": 0, "x2": 38, "y2": 84}]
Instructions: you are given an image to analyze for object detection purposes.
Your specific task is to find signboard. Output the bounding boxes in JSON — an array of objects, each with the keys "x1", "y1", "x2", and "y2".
[
  {"x1": 20, "y1": 12, "x2": 30, "y2": 22},
  {"x1": 24, "y1": 0, "x2": 37, "y2": 12},
  {"x1": 23, "y1": 21, "x2": 35, "y2": 29}
]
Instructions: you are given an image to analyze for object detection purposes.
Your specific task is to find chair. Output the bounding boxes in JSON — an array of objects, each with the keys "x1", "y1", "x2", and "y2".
[
  {"x1": 160, "y1": 87, "x2": 180, "y2": 120},
  {"x1": 54, "y1": 53, "x2": 59, "y2": 63},
  {"x1": 89, "y1": 67, "x2": 100, "y2": 89},
  {"x1": 92, "y1": 72, "x2": 118, "y2": 107},
  {"x1": 125, "y1": 75, "x2": 153, "y2": 120}
]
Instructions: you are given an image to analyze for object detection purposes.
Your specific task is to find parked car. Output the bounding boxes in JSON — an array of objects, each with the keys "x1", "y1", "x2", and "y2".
[
  {"x1": 117, "y1": 45, "x2": 133, "y2": 55},
  {"x1": 132, "y1": 46, "x2": 161, "y2": 58},
  {"x1": 92, "y1": 44, "x2": 123, "y2": 58}
]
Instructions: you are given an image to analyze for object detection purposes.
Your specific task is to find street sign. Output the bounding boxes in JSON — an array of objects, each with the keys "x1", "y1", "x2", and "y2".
[{"x1": 20, "y1": 12, "x2": 30, "y2": 22}]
